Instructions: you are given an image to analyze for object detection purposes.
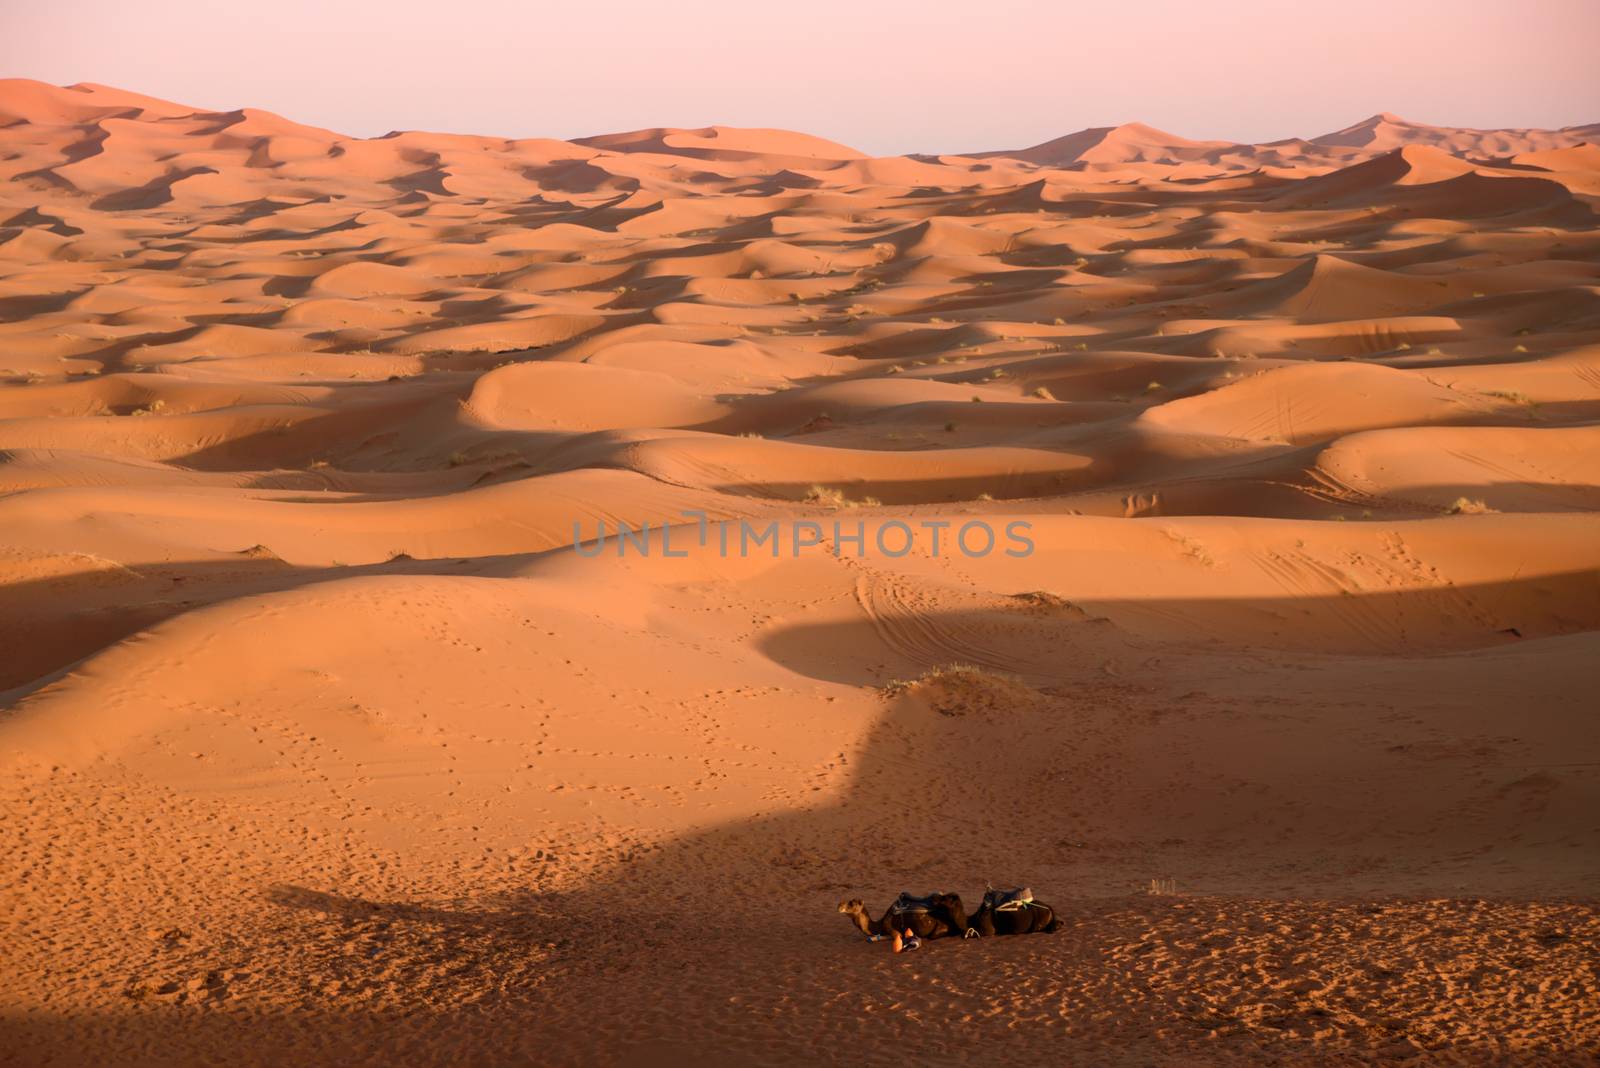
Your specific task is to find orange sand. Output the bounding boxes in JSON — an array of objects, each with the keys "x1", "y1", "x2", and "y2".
[{"x1": 1, "y1": 80, "x2": 1598, "y2": 1065}]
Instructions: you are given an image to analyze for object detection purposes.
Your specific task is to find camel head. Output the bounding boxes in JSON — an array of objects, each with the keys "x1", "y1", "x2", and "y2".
[
  {"x1": 930, "y1": 892, "x2": 970, "y2": 930},
  {"x1": 837, "y1": 898, "x2": 865, "y2": 916}
]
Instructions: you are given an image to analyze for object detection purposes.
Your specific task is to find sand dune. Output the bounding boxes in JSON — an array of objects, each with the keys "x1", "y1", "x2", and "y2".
[
  {"x1": 1311, "y1": 111, "x2": 1600, "y2": 157},
  {"x1": 1, "y1": 80, "x2": 1598, "y2": 1065},
  {"x1": 574, "y1": 125, "x2": 868, "y2": 163},
  {"x1": 973, "y1": 122, "x2": 1236, "y2": 167},
  {"x1": 976, "y1": 111, "x2": 1600, "y2": 176}
]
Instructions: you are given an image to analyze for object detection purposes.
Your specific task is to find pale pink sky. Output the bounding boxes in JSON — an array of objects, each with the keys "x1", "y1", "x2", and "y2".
[{"x1": 4, "y1": 0, "x2": 1597, "y2": 155}]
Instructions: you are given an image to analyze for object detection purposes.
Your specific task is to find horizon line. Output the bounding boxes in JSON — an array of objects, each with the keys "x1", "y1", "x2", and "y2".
[{"x1": 9, "y1": 78, "x2": 1599, "y2": 161}]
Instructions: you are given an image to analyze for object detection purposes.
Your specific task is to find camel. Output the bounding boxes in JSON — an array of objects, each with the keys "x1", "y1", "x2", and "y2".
[
  {"x1": 838, "y1": 892, "x2": 969, "y2": 944},
  {"x1": 928, "y1": 892, "x2": 972, "y2": 936},
  {"x1": 966, "y1": 886, "x2": 1061, "y2": 936}
]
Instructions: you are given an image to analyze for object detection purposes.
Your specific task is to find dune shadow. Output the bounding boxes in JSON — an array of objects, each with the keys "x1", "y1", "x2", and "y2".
[
  {"x1": 265, "y1": 882, "x2": 571, "y2": 937},
  {"x1": 759, "y1": 566, "x2": 1600, "y2": 683}
]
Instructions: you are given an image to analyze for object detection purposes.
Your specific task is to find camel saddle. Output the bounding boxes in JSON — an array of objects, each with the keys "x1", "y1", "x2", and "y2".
[
  {"x1": 983, "y1": 886, "x2": 1034, "y2": 911},
  {"x1": 889, "y1": 892, "x2": 942, "y2": 915}
]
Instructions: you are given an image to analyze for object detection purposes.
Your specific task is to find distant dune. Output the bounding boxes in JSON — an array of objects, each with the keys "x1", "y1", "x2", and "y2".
[
  {"x1": 1, "y1": 78, "x2": 1597, "y2": 1066},
  {"x1": 972, "y1": 110, "x2": 1600, "y2": 174},
  {"x1": 1308, "y1": 111, "x2": 1600, "y2": 155},
  {"x1": 969, "y1": 121, "x2": 1236, "y2": 166}
]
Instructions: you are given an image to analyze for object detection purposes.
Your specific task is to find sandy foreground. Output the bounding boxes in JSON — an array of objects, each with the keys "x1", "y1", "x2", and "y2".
[{"x1": 0, "y1": 80, "x2": 1598, "y2": 1065}]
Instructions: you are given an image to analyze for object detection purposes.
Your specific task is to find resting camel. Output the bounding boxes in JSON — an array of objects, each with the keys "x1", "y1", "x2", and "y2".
[
  {"x1": 966, "y1": 886, "x2": 1061, "y2": 936},
  {"x1": 838, "y1": 892, "x2": 970, "y2": 943}
]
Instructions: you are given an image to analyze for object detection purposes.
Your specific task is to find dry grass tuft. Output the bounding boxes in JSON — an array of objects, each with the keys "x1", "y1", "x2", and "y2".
[
  {"x1": 804, "y1": 485, "x2": 880, "y2": 509},
  {"x1": 881, "y1": 663, "x2": 1036, "y2": 717}
]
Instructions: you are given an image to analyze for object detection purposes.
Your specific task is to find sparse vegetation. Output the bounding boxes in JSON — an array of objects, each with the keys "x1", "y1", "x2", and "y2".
[
  {"x1": 881, "y1": 661, "x2": 984, "y2": 696},
  {"x1": 1446, "y1": 497, "x2": 1497, "y2": 515},
  {"x1": 804, "y1": 485, "x2": 880, "y2": 509},
  {"x1": 880, "y1": 663, "x2": 1035, "y2": 717},
  {"x1": 1011, "y1": 590, "x2": 1087, "y2": 616}
]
